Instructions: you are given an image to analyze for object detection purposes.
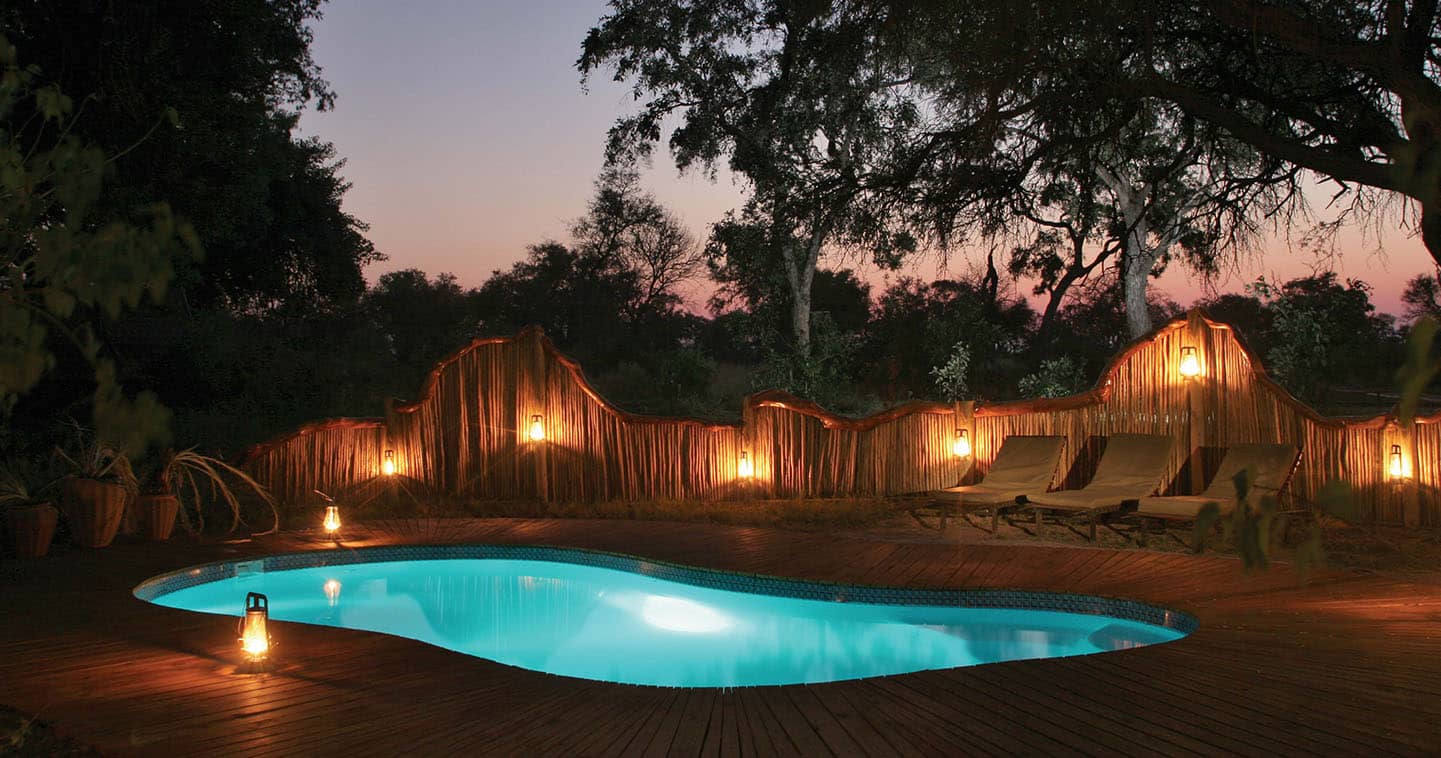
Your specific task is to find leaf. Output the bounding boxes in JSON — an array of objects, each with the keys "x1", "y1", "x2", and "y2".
[{"x1": 1395, "y1": 315, "x2": 1440, "y2": 425}]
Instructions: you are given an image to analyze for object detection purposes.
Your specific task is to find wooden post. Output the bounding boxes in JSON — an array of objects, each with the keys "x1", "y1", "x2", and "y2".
[{"x1": 1185, "y1": 316, "x2": 1207, "y2": 495}]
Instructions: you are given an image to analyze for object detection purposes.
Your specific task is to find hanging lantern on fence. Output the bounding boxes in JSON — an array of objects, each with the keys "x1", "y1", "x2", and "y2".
[
  {"x1": 323, "y1": 505, "x2": 341, "y2": 535},
  {"x1": 952, "y1": 429, "x2": 971, "y2": 458},
  {"x1": 1389, "y1": 444, "x2": 1406, "y2": 479},
  {"x1": 528, "y1": 414, "x2": 546, "y2": 442},
  {"x1": 239, "y1": 592, "x2": 272, "y2": 662},
  {"x1": 1178, "y1": 346, "x2": 1202, "y2": 378},
  {"x1": 381, "y1": 449, "x2": 396, "y2": 477},
  {"x1": 738, "y1": 450, "x2": 754, "y2": 478}
]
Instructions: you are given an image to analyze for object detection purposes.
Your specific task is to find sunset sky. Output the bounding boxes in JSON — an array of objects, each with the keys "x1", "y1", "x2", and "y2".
[{"x1": 299, "y1": 0, "x2": 1438, "y2": 316}]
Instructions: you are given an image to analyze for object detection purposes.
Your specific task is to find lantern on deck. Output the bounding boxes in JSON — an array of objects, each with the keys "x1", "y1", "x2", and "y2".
[
  {"x1": 528, "y1": 414, "x2": 545, "y2": 442},
  {"x1": 738, "y1": 450, "x2": 754, "y2": 478},
  {"x1": 322, "y1": 505, "x2": 341, "y2": 535},
  {"x1": 1389, "y1": 444, "x2": 1406, "y2": 479},
  {"x1": 381, "y1": 449, "x2": 396, "y2": 477},
  {"x1": 1178, "y1": 346, "x2": 1201, "y2": 378},
  {"x1": 239, "y1": 592, "x2": 272, "y2": 662},
  {"x1": 952, "y1": 428, "x2": 971, "y2": 458}
]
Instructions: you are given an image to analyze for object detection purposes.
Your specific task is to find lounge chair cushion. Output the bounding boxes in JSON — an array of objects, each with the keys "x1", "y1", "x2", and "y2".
[
  {"x1": 1136, "y1": 442, "x2": 1300, "y2": 519},
  {"x1": 1024, "y1": 434, "x2": 1174, "y2": 512},
  {"x1": 933, "y1": 435, "x2": 1066, "y2": 507}
]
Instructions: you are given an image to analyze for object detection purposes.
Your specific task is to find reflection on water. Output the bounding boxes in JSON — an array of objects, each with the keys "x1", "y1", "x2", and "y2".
[{"x1": 152, "y1": 559, "x2": 1186, "y2": 687}]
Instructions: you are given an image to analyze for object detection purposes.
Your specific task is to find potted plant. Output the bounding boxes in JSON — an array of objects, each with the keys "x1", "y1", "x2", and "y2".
[
  {"x1": 0, "y1": 470, "x2": 59, "y2": 558},
  {"x1": 53, "y1": 438, "x2": 136, "y2": 548},
  {"x1": 138, "y1": 448, "x2": 279, "y2": 539}
]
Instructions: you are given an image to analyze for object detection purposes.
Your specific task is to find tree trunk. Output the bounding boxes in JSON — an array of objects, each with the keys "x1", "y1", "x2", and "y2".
[
  {"x1": 780, "y1": 231, "x2": 822, "y2": 358},
  {"x1": 1121, "y1": 240, "x2": 1153, "y2": 338},
  {"x1": 1423, "y1": 203, "x2": 1441, "y2": 268},
  {"x1": 1097, "y1": 166, "x2": 1157, "y2": 339}
]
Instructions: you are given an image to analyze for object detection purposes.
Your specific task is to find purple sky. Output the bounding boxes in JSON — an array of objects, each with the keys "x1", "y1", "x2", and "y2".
[{"x1": 299, "y1": 0, "x2": 1437, "y2": 316}]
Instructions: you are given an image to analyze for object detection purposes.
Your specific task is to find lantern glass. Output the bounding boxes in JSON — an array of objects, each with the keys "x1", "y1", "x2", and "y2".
[
  {"x1": 952, "y1": 429, "x2": 971, "y2": 458},
  {"x1": 738, "y1": 450, "x2": 753, "y2": 478},
  {"x1": 1389, "y1": 444, "x2": 1405, "y2": 479},
  {"x1": 239, "y1": 592, "x2": 271, "y2": 660},
  {"x1": 381, "y1": 449, "x2": 396, "y2": 477},
  {"x1": 1178, "y1": 346, "x2": 1201, "y2": 378},
  {"x1": 528, "y1": 414, "x2": 545, "y2": 441},
  {"x1": 323, "y1": 505, "x2": 341, "y2": 534}
]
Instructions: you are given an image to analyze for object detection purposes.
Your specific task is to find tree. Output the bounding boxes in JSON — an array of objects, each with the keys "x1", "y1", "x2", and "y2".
[
  {"x1": 2, "y1": 0, "x2": 379, "y2": 313},
  {"x1": 863, "y1": 276, "x2": 1035, "y2": 401},
  {"x1": 1, "y1": 36, "x2": 197, "y2": 454},
  {"x1": 1250, "y1": 274, "x2": 1400, "y2": 407},
  {"x1": 364, "y1": 270, "x2": 477, "y2": 375},
  {"x1": 867, "y1": 1, "x2": 1298, "y2": 339},
  {"x1": 1402, "y1": 271, "x2": 1441, "y2": 323},
  {"x1": 580, "y1": 0, "x2": 922, "y2": 357},
  {"x1": 571, "y1": 166, "x2": 705, "y2": 321},
  {"x1": 892, "y1": 0, "x2": 1441, "y2": 268}
]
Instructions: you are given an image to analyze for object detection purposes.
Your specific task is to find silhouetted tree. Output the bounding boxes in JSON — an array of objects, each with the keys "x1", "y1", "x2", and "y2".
[{"x1": 581, "y1": 0, "x2": 923, "y2": 357}]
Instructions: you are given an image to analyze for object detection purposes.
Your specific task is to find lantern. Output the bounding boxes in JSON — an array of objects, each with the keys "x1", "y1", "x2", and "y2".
[
  {"x1": 381, "y1": 449, "x2": 396, "y2": 477},
  {"x1": 528, "y1": 414, "x2": 545, "y2": 442},
  {"x1": 323, "y1": 505, "x2": 341, "y2": 535},
  {"x1": 323, "y1": 578, "x2": 342, "y2": 607},
  {"x1": 1389, "y1": 444, "x2": 1405, "y2": 479},
  {"x1": 239, "y1": 592, "x2": 271, "y2": 661},
  {"x1": 738, "y1": 450, "x2": 753, "y2": 478},
  {"x1": 1178, "y1": 346, "x2": 1201, "y2": 378},
  {"x1": 952, "y1": 428, "x2": 971, "y2": 458}
]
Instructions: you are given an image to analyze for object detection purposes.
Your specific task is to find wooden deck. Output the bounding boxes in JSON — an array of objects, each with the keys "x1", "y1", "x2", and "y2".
[{"x1": 2, "y1": 518, "x2": 1440, "y2": 756}]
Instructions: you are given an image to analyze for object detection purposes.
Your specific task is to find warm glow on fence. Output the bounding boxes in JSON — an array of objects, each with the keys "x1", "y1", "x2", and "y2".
[
  {"x1": 381, "y1": 449, "x2": 396, "y2": 476},
  {"x1": 1389, "y1": 444, "x2": 1407, "y2": 479},
  {"x1": 239, "y1": 592, "x2": 271, "y2": 661},
  {"x1": 1178, "y1": 346, "x2": 1201, "y2": 378},
  {"x1": 738, "y1": 450, "x2": 753, "y2": 478},
  {"x1": 323, "y1": 505, "x2": 341, "y2": 534},
  {"x1": 528, "y1": 414, "x2": 546, "y2": 442},
  {"x1": 952, "y1": 429, "x2": 971, "y2": 458}
]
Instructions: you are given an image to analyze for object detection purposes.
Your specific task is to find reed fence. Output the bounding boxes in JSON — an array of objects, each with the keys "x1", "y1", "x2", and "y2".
[{"x1": 243, "y1": 311, "x2": 1441, "y2": 526}]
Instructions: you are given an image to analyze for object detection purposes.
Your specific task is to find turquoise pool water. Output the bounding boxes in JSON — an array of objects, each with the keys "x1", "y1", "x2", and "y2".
[{"x1": 142, "y1": 556, "x2": 1188, "y2": 687}]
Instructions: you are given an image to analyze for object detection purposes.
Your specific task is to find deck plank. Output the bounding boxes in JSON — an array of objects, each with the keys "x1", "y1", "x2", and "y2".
[{"x1": 2, "y1": 517, "x2": 1439, "y2": 756}]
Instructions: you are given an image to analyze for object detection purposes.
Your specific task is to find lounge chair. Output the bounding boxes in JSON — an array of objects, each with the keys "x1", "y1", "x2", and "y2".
[
  {"x1": 910, "y1": 435, "x2": 1066, "y2": 532},
  {"x1": 1019, "y1": 433, "x2": 1175, "y2": 541},
  {"x1": 1131, "y1": 442, "x2": 1301, "y2": 522}
]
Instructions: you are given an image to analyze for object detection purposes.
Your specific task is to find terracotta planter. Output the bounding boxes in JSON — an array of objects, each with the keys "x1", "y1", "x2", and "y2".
[
  {"x1": 3, "y1": 502, "x2": 59, "y2": 558},
  {"x1": 133, "y1": 493, "x2": 180, "y2": 541},
  {"x1": 59, "y1": 479, "x2": 129, "y2": 548}
]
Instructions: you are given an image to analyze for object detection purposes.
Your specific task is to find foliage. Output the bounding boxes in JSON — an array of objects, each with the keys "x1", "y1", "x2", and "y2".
[
  {"x1": 1, "y1": 0, "x2": 379, "y2": 313},
  {"x1": 140, "y1": 448, "x2": 278, "y2": 536},
  {"x1": 1249, "y1": 274, "x2": 1401, "y2": 408},
  {"x1": 581, "y1": 0, "x2": 924, "y2": 356},
  {"x1": 364, "y1": 269, "x2": 476, "y2": 380},
  {"x1": 1402, "y1": 273, "x2": 1441, "y2": 324},
  {"x1": 1396, "y1": 315, "x2": 1441, "y2": 426},
  {"x1": 51, "y1": 426, "x2": 137, "y2": 493},
  {"x1": 1, "y1": 38, "x2": 197, "y2": 455},
  {"x1": 1017, "y1": 357, "x2": 1087, "y2": 399},
  {"x1": 571, "y1": 166, "x2": 705, "y2": 319},
  {"x1": 930, "y1": 342, "x2": 972, "y2": 402},
  {"x1": 863, "y1": 276, "x2": 1036, "y2": 401},
  {"x1": 752, "y1": 313, "x2": 867, "y2": 413}
]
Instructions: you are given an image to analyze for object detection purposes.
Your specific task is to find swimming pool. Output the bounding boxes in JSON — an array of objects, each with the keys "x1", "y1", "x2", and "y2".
[{"x1": 135, "y1": 545, "x2": 1193, "y2": 687}]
